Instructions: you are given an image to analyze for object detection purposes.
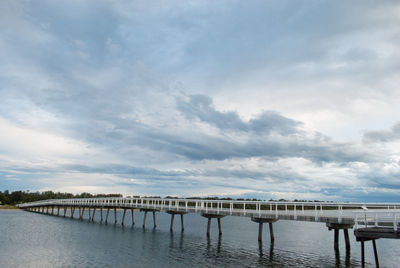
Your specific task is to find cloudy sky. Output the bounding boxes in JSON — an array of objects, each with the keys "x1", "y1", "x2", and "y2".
[{"x1": 1, "y1": 0, "x2": 400, "y2": 201}]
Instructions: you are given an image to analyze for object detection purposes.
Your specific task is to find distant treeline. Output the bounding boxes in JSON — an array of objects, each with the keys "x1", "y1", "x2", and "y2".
[
  {"x1": 0, "y1": 190, "x2": 122, "y2": 205},
  {"x1": 0, "y1": 190, "x2": 329, "y2": 206}
]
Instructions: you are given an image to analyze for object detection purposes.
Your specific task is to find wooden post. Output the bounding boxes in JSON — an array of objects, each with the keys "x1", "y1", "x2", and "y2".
[
  {"x1": 88, "y1": 207, "x2": 92, "y2": 221},
  {"x1": 63, "y1": 207, "x2": 67, "y2": 217},
  {"x1": 71, "y1": 207, "x2": 75, "y2": 219},
  {"x1": 334, "y1": 229, "x2": 339, "y2": 250},
  {"x1": 122, "y1": 209, "x2": 126, "y2": 226},
  {"x1": 57, "y1": 207, "x2": 60, "y2": 216},
  {"x1": 100, "y1": 207, "x2": 103, "y2": 223},
  {"x1": 170, "y1": 214, "x2": 175, "y2": 231},
  {"x1": 181, "y1": 214, "x2": 184, "y2": 232},
  {"x1": 269, "y1": 222, "x2": 275, "y2": 242},
  {"x1": 372, "y1": 240, "x2": 379, "y2": 267},
  {"x1": 131, "y1": 209, "x2": 135, "y2": 226},
  {"x1": 343, "y1": 229, "x2": 350, "y2": 251},
  {"x1": 217, "y1": 218, "x2": 222, "y2": 235},
  {"x1": 258, "y1": 222, "x2": 263, "y2": 242},
  {"x1": 207, "y1": 217, "x2": 211, "y2": 237},
  {"x1": 114, "y1": 208, "x2": 117, "y2": 224},
  {"x1": 153, "y1": 211, "x2": 157, "y2": 228}
]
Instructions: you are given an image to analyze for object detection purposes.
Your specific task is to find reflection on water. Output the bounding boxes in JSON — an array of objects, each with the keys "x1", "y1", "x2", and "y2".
[{"x1": 1, "y1": 210, "x2": 400, "y2": 267}]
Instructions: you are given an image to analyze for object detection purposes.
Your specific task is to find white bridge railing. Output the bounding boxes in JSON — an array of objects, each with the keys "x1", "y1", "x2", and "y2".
[
  {"x1": 354, "y1": 210, "x2": 400, "y2": 231},
  {"x1": 18, "y1": 197, "x2": 400, "y2": 229}
]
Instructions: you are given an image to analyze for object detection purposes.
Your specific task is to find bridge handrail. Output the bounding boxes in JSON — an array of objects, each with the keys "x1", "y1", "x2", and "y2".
[
  {"x1": 17, "y1": 197, "x2": 400, "y2": 210},
  {"x1": 354, "y1": 210, "x2": 400, "y2": 231}
]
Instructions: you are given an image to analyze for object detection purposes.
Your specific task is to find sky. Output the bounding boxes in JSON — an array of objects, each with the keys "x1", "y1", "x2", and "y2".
[{"x1": 1, "y1": 0, "x2": 400, "y2": 202}]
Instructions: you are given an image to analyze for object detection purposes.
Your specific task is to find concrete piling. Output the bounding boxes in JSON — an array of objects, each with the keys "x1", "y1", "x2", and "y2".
[
  {"x1": 326, "y1": 223, "x2": 354, "y2": 251},
  {"x1": 334, "y1": 229, "x2": 339, "y2": 250},
  {"x1": 343, "y1": 229, "x2": 350, "y2": 251},
  {"x1": 361, "y1": 241, "x2": 365, "y2": 267},
  {"x1": 105, "y1": 208, "x2": 110, "y2": 224},
  {"x1": 143, "y1": 211, "x2": 147, "y2": 228},
  {"x1": 170, "y1": 214, "x2": 175, "y2": 231},
  {"x1": 207, "y1": 218, "x2": 211, "y2": 237},
  {"x1": 202, "y1": 213, "x2": 225, "y2": 237},
  {"x1": 131, "y1": 209, "x2": 135, "y2": 226},
  {"x1": 181, "y1": 214, "x2": 184, "y2": 232},
  {"x1": 122, "y1": 209, "x2": 126, "y2": 226},
  {"x1": 251, "y1": 217, "x2": 277, "y2": 243},
  {"x1": 372, "y1": 239, "x2": 379, "y2": 267},
  {"x1": 92, "y1": 208, "x2": 96, "y2": 222},
  {"x1": 167, "y1": 211, "x2": 186, "y2": 232},
  {"x1": 258, "y1": 222, "x2": 263, "y2": 242}
]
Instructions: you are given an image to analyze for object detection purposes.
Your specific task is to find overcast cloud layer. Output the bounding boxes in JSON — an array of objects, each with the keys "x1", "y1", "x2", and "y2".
[{"x1": 1, "y1": 0, "x2": 400, "y2": 201}]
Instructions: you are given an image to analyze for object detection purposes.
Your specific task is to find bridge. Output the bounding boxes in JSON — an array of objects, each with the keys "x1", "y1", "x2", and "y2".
[{"x1": 18, "y1": 197, "x2": 400, "y2": 267}]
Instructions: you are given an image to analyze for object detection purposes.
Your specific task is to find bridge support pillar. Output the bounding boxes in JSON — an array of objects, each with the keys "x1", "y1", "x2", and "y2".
[
  {"x1": 51, "y1": 206, "x2": 54, "y2": 215},
  {"x1": 358, "y1": 239, "x2": 380, "y2": 268},
  {"x1": 131, "y1": 209, "x2": 135, "y2": 226},
  {"x1": 143, "y1": 211, "x2": 147, "y2": 228},
  {"x1": 181, "y1": 214, "x2": 184, "y2": 232},
  {"x1": 167, "y1": 211, "x2": 187, "y2": 232},
  {"x1": 92, "y1": 208, "x2": 96, "y2": 222},
  {"x1": 170, "y1": 214, "x2": 175, "y2": 231},
  {"x1": 105, "y1": 208, "x2": 110, "y2": 224},
  {"x1": 122, "y1": 209, "x2": 127, "y2": 226},
  {"x1": 153, "y1": 211, "x2": 156, "y2": 228},
  {"x1": 140, "y1": 209, "x2": 158, "y2": 229},
  {"x1": 88, "y1": 207, "x2": 92, "y2": 221},
  {"x1": 70, "y1": 207, "x2": 75, "y2": 219},
  {"x1": 202, "y1": 213, "x2": 225, "y2": 237},
  {"x1": 343, "y1": 229, "x2": 350, "y2": 251},
  {"x1": 354, "y1": 229, "x2": 383, "y2": 268},
  {"x1": 63, "y1": 207, "x2": 67, "y2": 217},
  {"x1": 100, "y1": 207, "x2": 103, "y2": 223},
  {"x1": 57, "y1": 207, "x2": 60, "y2": 216},
  {"x1": 114, "y1": 208, "x2": 117, "y2": 224},
  {"x1": 251, "y1": 217, "x2": 277, "y2": 242},
  {"x1": 326, "y1": 223, "x2": 353, "y2": 251}
]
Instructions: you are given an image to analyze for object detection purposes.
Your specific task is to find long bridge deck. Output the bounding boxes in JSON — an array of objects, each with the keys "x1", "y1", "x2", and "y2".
[
  {"x1": 18, "y1": 197, "x2": 400, "y2": 267},
  {"x1": 18, "y1": 197, "x2": 400, "y2": 227}
]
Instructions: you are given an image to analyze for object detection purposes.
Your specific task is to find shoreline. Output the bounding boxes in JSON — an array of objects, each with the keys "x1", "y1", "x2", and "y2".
[{"x1": 0, "y1": 205, "x2": 19, "y2": 210}]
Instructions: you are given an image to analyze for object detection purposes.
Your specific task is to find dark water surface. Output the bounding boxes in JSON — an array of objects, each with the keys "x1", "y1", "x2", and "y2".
[{"x1": 1, "y1": 210, "x2": 399, "y2": 267}]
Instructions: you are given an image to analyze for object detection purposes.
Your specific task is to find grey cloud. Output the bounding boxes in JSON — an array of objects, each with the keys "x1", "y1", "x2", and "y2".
[
  {"x1": 172, "y1": 94, "x2": 369, "y2": 162},
  {"x1": 177, "y1": 94, "x2": 300, "y2": 135},
  {"x1": 363, "y1": 122, "x2": 400, "y2": 143}
]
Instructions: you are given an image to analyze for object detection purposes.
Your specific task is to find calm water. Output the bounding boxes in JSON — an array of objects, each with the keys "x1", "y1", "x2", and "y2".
[{"x1": 1, "y1": 210, "x2": 399, "y2": 267}]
